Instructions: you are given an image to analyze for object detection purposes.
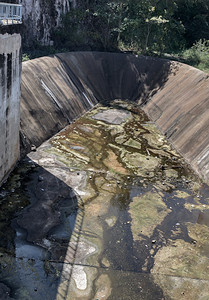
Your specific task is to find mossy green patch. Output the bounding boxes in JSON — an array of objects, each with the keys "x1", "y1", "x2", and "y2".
[
  {"x1": 187, "y1": 222, "x2": 209, "y2": 257},
  {"x1": 129, "y1": 192, "x2": 170, "y2": 240},
  {"x1": 115, "y1": 135, "x2": 127, "y2": 145},
  {"x1": 174, "y1": 191, "x2": 190, "y2": 199},
  {"x1": 123, "y1": 152, "x2": 159, "y2": 175},
  {"x1": 153, "y1": 274, "x2": 209, "y2": 300},
  {"x1": 124, "y1": 138, "x2": 141, "y2": 150},
  {"x1": 143, "y1": 133, "x2": 165, "y2": 148},
  {"x1": 185, "y1": 203, "x2": 209, "y2": 212},
  {"x1": 152, "y1": 237, "x2": 209, "y2": 280},
  {"x1": 164, "y1": 168, "x2": 179, "y2": 178}
]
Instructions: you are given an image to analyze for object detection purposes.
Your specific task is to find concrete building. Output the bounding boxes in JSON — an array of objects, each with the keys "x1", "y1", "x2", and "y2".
[{"x1": 0, "y1": 2, "x2": 22, "y2": 184}]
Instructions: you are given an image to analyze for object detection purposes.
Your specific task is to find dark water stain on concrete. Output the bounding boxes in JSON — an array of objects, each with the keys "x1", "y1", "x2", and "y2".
[
  {"x1": 0, "y1": 160, "x2": 81, "y2": 299},
  {"x1": 1, "y1": 100, "x2": 209, "y2": 299}
]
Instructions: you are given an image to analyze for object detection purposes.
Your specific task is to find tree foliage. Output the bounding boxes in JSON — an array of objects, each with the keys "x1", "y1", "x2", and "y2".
[
  {"x1": 53, "y1": 0, "x2": 209, "y2": 56},
  {"x1": 174, "y1": 0, "x2": 209, "y2": 47}
]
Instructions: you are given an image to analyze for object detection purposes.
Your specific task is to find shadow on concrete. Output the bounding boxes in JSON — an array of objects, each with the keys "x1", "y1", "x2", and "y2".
[
  {"x1": 57, "y1": 52, "x2": 172, "y2": 105},
  {"x1": 0, "y1": 157, "x2": 84, "y2": 299},
  {"x1": 20, "y1": 52, "x2": 173, "y2": 157}
]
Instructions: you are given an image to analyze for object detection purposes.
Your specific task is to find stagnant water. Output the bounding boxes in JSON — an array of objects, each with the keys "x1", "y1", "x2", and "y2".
[{"x1": 0, "y1": 100, "x2": 209, "y2": 300}]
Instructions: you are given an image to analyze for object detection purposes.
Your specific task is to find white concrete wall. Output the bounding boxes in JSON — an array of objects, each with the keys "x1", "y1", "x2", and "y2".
[{"x1": 0, "y1": 33, "x2": 21, "y2": 184}]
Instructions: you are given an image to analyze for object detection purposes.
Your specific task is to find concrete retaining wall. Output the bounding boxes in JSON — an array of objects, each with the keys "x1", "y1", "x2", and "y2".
[
  {"x1": 20, "y1": 54, "x2": 97, "y2": 154},
  {"x1": 20, "y1": 52, "x2": 209, "y2": 184},
  {"x1": 0, "y1": 33, "x2": 21, "y2": 184}
]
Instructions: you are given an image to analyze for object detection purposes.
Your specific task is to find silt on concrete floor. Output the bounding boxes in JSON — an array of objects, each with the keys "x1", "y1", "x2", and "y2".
[{"x1": 0, "y1": 100, "x2": 209, "y2": 299}]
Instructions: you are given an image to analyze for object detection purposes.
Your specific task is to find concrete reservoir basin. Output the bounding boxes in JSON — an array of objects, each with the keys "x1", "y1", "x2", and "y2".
[{"x1": 1, "y1": 52, "x2": 209, "y2": 299}]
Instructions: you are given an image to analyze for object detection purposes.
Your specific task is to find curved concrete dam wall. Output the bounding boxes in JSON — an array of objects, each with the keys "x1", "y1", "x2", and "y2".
[{"x1": 21, "y1": 51, "x2": 209, "y2": 183}]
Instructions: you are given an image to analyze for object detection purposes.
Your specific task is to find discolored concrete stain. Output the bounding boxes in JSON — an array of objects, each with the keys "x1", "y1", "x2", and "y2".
[
  {"x1": 20, "y1": 52, "x2": 209, "y2": 185},
  {"x1": 0, "y1": 100, "x2": 209, "y2": 299}
]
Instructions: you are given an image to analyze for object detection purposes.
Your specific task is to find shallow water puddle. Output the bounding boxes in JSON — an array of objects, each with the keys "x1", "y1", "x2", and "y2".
[{"x1": 0, "y1": 100, "x2": 209, "y2": 299}]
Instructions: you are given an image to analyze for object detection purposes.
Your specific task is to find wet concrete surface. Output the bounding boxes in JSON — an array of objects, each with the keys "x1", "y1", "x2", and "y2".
[{"x1": 1, "y1": 100, "x2": 209, "y2": 299}]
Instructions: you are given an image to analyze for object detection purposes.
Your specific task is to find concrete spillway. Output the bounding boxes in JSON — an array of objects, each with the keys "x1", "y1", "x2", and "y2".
[
  {"x1": 1, "y1": 51, "x2": 209, "y2": 299},
  {"x1": 21, "y1": 51, "x2": 209, "y2": 184}
]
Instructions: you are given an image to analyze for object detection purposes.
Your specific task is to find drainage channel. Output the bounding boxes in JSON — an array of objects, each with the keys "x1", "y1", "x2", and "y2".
[{"x1": 0, "y1": 100, "x2": 209, "y2": 299}]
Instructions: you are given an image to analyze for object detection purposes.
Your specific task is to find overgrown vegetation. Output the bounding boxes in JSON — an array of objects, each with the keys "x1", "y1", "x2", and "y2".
[
  {"x1": 22, "y1": 0, "x2": 209, "y2": 72},
  {"x1": 180, "y1": 39, "x2": 209, "y2": 72}
]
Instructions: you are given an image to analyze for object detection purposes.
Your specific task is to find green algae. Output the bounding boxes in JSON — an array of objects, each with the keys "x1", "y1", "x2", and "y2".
[
  {"x1": 2, "y1": 100, "x2": 209, "y2": 299},
  {"x1": 124, "y1": 138, "x2": 141, "y2": 149},
  {"x1": 129, "y1": 192, "x2": 171, "y2": 241},
  {"x1": 143, "y1": 133, "x2": 165, "y2": 148},
  {"x1": 151, "y1": 221, "x2": 209, "y2": 299},
  {"x1": 185, "y1": 203, "x2": 209, "y2": 211},
  {"x1": 152, "y1": 238, "x2": 209, "y2": 279},
  {"x1": 115, "y1": 134, "x2": 127, "y2": 144},
  {"x1": 110, "y1": 125, "x2": 126, "y2": 137},
  {"x1": 124, "y1": 152, "x2": 159, "y2": 170},
  {"x1": 164, "y1": 168, "x2": 179, "y2": 178},
  {"x1": 187, "y1": 222, "x2": 209, "y2": 257},
  {"x1": 153, "y1": 275, "x2": 209, "y2": 300},
  {"x1": 175, "y1": 190, "x2": 190, "y2": 199},
  {"x1": 31, "y1": 101, "x2": 209, "y2": 299}
]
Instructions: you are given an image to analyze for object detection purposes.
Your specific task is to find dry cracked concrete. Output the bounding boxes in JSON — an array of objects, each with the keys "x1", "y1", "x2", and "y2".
[{"x1": 1, "y1": 100, "x2": 209, "y2": 299}]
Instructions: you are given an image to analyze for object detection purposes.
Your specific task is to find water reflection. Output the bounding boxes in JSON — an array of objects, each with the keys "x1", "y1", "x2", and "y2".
[{"x1": 0, "y1": 101, "x2": 209, "y2": 299}]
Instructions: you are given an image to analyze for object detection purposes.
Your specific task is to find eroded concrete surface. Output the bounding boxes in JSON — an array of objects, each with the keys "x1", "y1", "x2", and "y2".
[{"x1": 1, "y1": 100, "x2": 209, "y2": 299}]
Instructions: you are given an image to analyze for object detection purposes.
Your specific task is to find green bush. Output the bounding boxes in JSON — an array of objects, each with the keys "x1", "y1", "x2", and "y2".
[
  {"x1": 182, "y1": 39, "x2": 209, "y2": 72},
  {"x1": 22, "y1": 53, "x2": 30, "y2": 62}
]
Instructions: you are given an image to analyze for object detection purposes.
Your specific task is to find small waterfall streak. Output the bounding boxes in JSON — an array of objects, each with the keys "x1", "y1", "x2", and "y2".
[
  {"x1": 82, "y1": 92, "x2": 94, "y2": 108},
  {"x1": 41, "y1": 80, "x2": 62, "y2": 110},
  {"x1": 41, "y1": 80, "x2": 70, "y2": 122}
]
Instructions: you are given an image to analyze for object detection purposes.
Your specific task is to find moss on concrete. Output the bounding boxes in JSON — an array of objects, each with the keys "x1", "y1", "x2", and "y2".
[{"x1": 129, "y1": 192, "x2": 171, "y2": 241}]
